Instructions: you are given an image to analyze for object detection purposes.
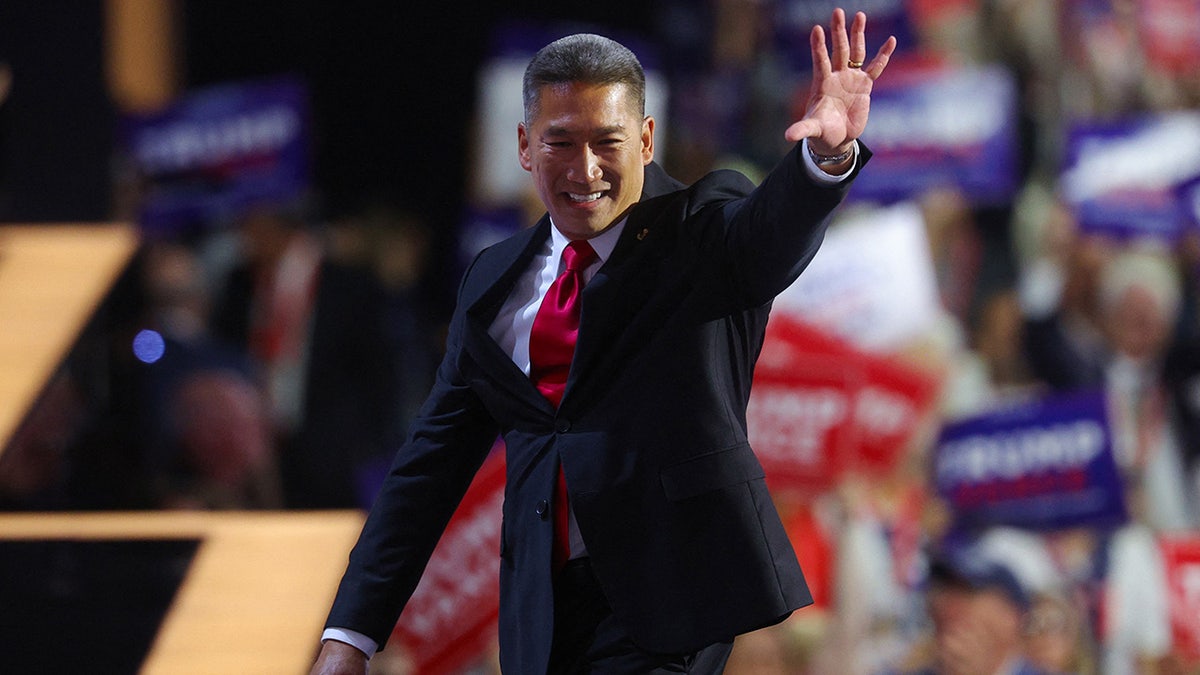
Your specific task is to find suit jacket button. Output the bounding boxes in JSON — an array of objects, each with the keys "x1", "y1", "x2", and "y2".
[
  {"x1": 536, "y1": 500, "x2": 549, "y2": 519},
  {"x1": 555, "y1": 419, "x2": 571, "y2": 433}
]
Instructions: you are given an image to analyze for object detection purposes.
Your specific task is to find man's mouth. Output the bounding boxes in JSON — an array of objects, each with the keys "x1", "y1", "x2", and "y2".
[{"x1": 567, "y1": 191, "x2": 604, "y2": 203}]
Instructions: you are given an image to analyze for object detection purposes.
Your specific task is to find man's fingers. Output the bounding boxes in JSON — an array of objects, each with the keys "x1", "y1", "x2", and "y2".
[
  {"x1": 830, "y1": 8, "x2": 850, "y2": 70},
  {"x1": 809, "y1": 24, "x2": 831, "y2": 76},
  {"x1": 850, "y1": 11, "x2": 867, "y2": 68},
  {"x1": 784, "y1": 119, "x2": 819, "y2": 143},
  {"x1": 864, "y1": 35, "x2": 897, "y2": 80}
]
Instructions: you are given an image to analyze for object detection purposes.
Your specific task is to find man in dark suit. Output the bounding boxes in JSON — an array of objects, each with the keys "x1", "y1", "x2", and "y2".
[{"x1": 312, "y1": 8, "x2": 895, "y2": 674}]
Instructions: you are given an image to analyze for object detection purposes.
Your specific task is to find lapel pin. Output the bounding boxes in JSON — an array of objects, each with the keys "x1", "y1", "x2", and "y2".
[{"x1": 636, "y1": 228, "x2": 649, "y2": 241}]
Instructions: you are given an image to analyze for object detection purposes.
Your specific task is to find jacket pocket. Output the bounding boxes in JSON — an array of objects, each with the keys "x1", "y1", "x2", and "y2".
[{"x1": 659, "y1": 443, "x2": 765, "y2": 502}]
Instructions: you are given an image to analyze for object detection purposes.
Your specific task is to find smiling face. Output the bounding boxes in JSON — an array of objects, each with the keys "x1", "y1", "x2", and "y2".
[{"x1": 518, "y1": 81, "x2": 654, "y2": 240}]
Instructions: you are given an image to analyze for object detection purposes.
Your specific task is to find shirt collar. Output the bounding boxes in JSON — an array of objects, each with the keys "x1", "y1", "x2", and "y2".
[{"x1": 548, "y1": 216, "x2": 627, "y2": 266}]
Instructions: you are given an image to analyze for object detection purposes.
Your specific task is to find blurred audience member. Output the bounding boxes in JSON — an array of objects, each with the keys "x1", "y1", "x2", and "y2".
[
  {"x1": 132, "y1": 240, "x2": 280, "y2": 509},
  {"x1": 1023, "y1": 592, "x2": 1090, "y2": 675},
  {"x1": 921, "y1": 186, "x2": 982, "y2": 327},
  {"x1": 1059, "y1": 1, "x2": 1149, "y2": 120},
  {"x1": 211, "y1": 205, "x2": 399, "y2": 509},
  {"x1": 159, "y1": 368, "x2": 281, "y2": 509},
  {"x1": 1016, "y1": 187, "x2": 1112, "y2": 392},
  {"x1": 942, "y1": 286, "x2": 1040, "y2": 419},
  {"x1": 973, "y1": 289, "x2": 1038, "y2": 398},
  {"x1": 141, "y1": 241, "x2": 212, "y2": 343},
  {"x1": 1099, "y1": 524, "x2": 1173, "y2": 674},
  {"x1": 902, "y1": 542, "x2": 1047, "y2": 675},
  {"x1": 1099, "y1": 249, "x2": 1196, "y2": 531},
  {"x1": 975, "y1": 528, "x2": 1092, "y2": 675},
  {"x1": 819, "y1": 475, "x2": 934, "y2": 675}
]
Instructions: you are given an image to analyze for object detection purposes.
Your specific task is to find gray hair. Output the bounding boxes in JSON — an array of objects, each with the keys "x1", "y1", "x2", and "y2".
[{"x1": 522, "y1": 33, "x2": 645, "y2": 123}]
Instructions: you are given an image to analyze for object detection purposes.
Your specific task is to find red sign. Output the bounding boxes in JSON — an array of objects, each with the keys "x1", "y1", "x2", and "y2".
[
  {"x1": 749, "y1": 315, "x2": 940, "y2": 492},
  {"x1": 749, "y1": 357, "x2": 855, "y2": 489},
  {"x1": 392, "y1": 446, "x2": 506, "y2": 675},
  {"x1": 1161, "y1": 535, "x2": 1200, "y2": 661}
]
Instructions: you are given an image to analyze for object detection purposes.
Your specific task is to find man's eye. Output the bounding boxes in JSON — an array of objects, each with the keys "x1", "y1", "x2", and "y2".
[{"x1": 547, "y1": 141, "x2": 571, "y2": 149}]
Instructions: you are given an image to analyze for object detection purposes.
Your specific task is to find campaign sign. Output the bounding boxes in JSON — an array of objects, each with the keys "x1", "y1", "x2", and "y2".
[
  {"x1": 845, "y1": 62, "x2": 1019, "y2": 206},
  {"x1": 1061, "y1": 112, "x2": 1200, "y2": 244},
  {"x1": 748, "y1": 315, "x2": 940, "y2": 492},
  {"x1": 749, "y1": 354, "x2": 857, "y2": 489},
  {"x1": 120, "y1": 76, "x2": 310, "y2": 234},
  {"x1": 1160, "y1": 535, "x2": 1200, "y2": 661},
  {"x1": 774, "y1": 201, "x2": 941, "y2": 352},
  {"x1": 934, "y1": 389, "x2": 1127, "y2": 532},
  {"x1": 392, "y1": 447, "x2": 505, "y2": 675}
]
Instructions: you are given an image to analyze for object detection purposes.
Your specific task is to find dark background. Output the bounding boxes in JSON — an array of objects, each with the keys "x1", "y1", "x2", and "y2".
[
  {"x1": 0, "y1": 1, "x2": 695, "y2": 314},
  {"x1": 0, "y1": 2, "x2": 671, "y2": 223}
]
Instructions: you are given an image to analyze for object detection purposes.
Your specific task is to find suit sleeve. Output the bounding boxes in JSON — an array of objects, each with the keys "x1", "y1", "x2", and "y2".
[
  {"x1": 323, "y1": 261, "x2": 500, "y2": 648},
  {"x1": 696, "y1": 141, "x2": 871, "y2": 309}
]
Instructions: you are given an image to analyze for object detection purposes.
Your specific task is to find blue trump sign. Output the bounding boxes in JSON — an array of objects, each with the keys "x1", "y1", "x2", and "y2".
[
  {"x1": 845, "y1": 63, "x2": 1020, "y2": 206},
  {"x1": 120, "y1": 76, "x2": 311, "y2": 234},
  {"x1": 934, "y1": 390, "x2": 1127, "y2": 532},
  {"x1": 1061, "y1": 112, "x2": 1200, "y2": 245}
]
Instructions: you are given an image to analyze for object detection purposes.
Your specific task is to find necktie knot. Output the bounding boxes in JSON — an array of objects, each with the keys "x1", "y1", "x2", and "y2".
[{"x1": 562, "y1": 240, "x2": 598, "y2": 273}]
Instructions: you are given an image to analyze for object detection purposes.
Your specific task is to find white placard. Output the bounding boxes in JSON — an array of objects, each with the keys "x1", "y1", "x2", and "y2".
[{"x1": 774, "y1": 202, "x2": 941, "y2": 351}]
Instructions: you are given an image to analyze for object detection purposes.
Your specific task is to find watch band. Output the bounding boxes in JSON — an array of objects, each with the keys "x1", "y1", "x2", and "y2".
[{"x1": 808, "y1": 142, "x2": 853, "y2": 167}]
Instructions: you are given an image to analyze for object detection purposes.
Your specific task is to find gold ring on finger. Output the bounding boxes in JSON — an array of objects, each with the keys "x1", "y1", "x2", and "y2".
[{"x1": 848, "y1": 59, "x2": 864, "y2": 68}]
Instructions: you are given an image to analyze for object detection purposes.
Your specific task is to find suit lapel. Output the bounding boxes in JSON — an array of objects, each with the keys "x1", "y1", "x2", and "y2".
[
  {"x1": 461, "y1": 163, "x2": 686, "y2": 414},
  {"x1": 564, "y1": 163, "x2": 685, "y2": 408},
  {"x1": 462, "y1": 218, "x2": 554, "y2": 412}
]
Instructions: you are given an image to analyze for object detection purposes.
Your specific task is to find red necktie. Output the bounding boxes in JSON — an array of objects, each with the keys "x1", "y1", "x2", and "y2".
[{"x1": 528, "y1": 239, "x2": 597, "y2": 573}]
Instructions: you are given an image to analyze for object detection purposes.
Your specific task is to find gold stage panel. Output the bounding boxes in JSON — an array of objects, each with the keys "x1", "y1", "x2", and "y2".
[
  {"x1": 0, "y1": 510, "x2": 364, "y2": 674},
  {"x1": 0, "y1": 223, "x2": 139, "y2": 456}
]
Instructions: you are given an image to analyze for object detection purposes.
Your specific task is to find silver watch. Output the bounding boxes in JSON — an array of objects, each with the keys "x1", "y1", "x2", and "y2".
[{"x1": 808, "y1": 142, "x2": 853, "y2": 167}]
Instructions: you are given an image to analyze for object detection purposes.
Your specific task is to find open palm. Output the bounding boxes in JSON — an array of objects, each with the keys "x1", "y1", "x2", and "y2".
[{"x1": 785, "y1": 8, "x2": 897, "y2": 155}]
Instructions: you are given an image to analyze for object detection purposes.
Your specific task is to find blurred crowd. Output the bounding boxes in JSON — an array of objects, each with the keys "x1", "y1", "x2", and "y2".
[
  {"x1": 2, "y1": 0, "x2": 1200, "y2": 673},
  {"x1": 0, "y1": 198, "x2": 444, "y2": 512},
  {"x1": 704, "y1": 2, "x2": 1200, "y2": 674}
]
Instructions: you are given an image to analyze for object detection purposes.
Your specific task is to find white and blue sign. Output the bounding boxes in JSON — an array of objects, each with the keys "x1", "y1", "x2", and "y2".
[
  {"x1": 1061, "y1": 112, "x2": 1200, "y2": 244},
  {"x1": 120, "y1": 76, "x2": 311, "y2": 234},
  {"x1": 934, "y1": 389, "x2": 1127, "y2": 532},
  {"x1": 846, "y1": 63, "x2": 1020, "y2": 206}
]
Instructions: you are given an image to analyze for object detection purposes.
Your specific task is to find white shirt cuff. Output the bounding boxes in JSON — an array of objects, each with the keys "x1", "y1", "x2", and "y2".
[
  {"x1": 801, "y1": 138, "x2": 859, "y2": 184},
  {"x1": 321, "y1": 627, "x2": 378, "y2": 657}
]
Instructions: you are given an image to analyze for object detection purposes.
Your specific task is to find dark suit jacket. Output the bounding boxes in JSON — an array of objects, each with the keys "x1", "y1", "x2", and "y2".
[{"x1": 325, "y1": 143, "x2": 869, "y2": 673}]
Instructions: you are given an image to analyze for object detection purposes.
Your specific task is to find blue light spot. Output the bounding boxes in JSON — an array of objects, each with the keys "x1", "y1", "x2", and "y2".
[{"x1": 133, "y1": 329, "x2": 166, "y2": 364}]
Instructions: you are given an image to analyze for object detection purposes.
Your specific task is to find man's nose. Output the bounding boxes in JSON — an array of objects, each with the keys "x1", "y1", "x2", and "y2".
[{"x1": 567, "y1": 146, "x2": 602, "y2": 183}]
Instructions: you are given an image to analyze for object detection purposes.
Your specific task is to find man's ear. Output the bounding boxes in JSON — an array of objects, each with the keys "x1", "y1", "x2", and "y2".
[
  {"x1": 641, "y1": 116, "x2": 655, "y2": 165},
  {"x1": 518, "y1": 122, "x2": 533, "y2": 172}
]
